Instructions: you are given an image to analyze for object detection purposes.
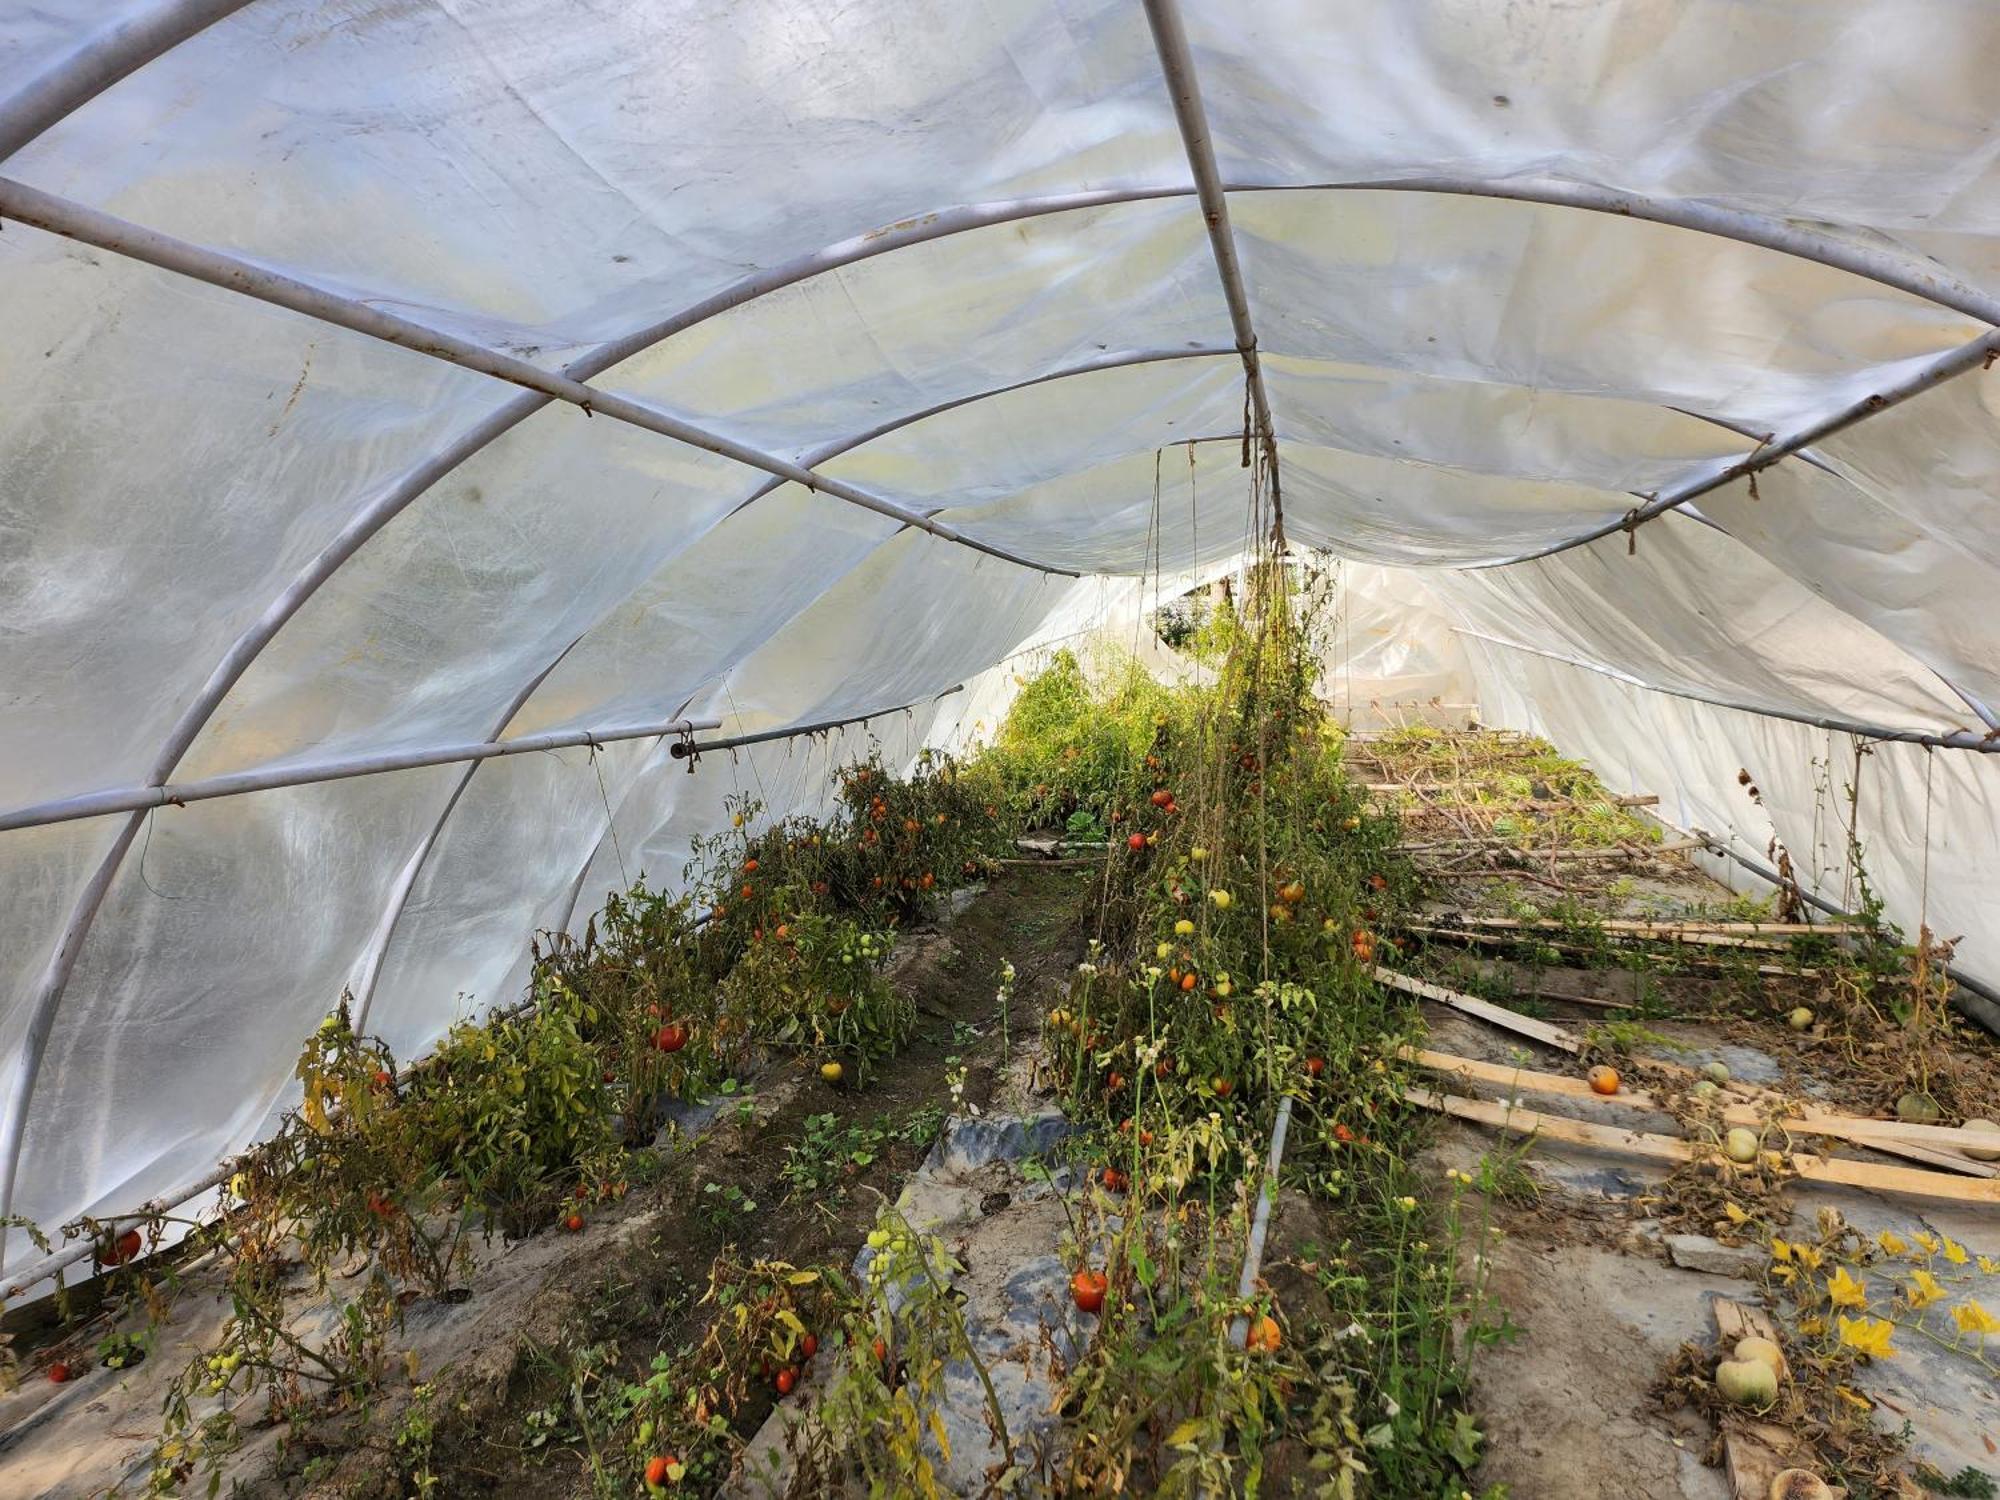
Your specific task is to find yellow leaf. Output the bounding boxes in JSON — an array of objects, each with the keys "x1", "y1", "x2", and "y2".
[
  {"x1": 1798, "y1": 1316, "x2": 1826, "y2": 1337},
  {"x1": 1837, "y1": 1315, "x2": 1897, "y2": 1359},
  {"x1": 1980, "y1": 1256, "x2": 2000, "y2": 1276},
  {"x1": 1876, "y1": 1230, "x2": 1908, "y2": 1257},
  {"x1": 1941, "y1": 1236, "x2": 1968, "y2": 1266},
  {"x1": 1827, "y1": 1266, "x2": 1868, "y2": 1309},
  {"x1": 1793, "y1": 1242, "x2": 1823, "y2": 1272},
  {"x1": 1770, "y1": 1237, "x2": 1792, "y2": 1263},
  {"x1": 786, "y1": 1270, "x2": 821, "y2": 1285},
  {"x1": 1908, "y1": 1268, "x2": 1947, "y2": 1309},
  {"x1": 1834, "y1": 1384, "x2": 1874, "y2": 1411},
  {"x1": 777, "y1": 1309, "x2": 807, "y2": 1335},
  {"x1": 1167, "y1": 1418, "x2": 1205, "y2": 1449},
  {"x1": 1954, "y1": 1300, "x2": 2000, "y2": 1336},
  {"x1": 1913, "y1": 1232, "x2": 1939, "y2": 1255},
  {"x1": 928, "y1": 1408, "x2": 952, "y2": 1462},
  {"x1": 1723, "y1": 1202, "x2": 1749, "y2": 1225}
]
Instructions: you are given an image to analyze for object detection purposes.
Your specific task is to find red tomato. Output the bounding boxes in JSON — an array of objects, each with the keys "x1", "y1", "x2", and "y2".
[
  {"x1": 801, "y1": 1333, "x2": 818, "y2": 1359},
  {"x1": 775, "y1": 1366, "x2": 797, "y2": 1395},
  {"x1": 1070, "y1": 1268, "x2": 1108, "y2": 1314},
  {"x1": 1126, "y1": 833, "x2": 1147, "y2": 852},
  {"x1": 48, "y1": 1361, "x2": 71, "y2": 1383}
]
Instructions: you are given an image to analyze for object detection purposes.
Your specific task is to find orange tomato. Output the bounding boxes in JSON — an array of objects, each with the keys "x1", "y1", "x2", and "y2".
[{"x1": 1588, "y1": 1065, "x2": 1621, "y2": 1096}]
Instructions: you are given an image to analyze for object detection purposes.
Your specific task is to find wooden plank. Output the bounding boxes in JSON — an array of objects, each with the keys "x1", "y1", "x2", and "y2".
[
  {"x1": 1459, "y1": 916, "x2": 1821, "y2": 938},
  {"x1": 1400, "y1": 837, "x2": 1701, "y2": 860},
  {"x1": 1371, "y1": 966, "x2": 1581, "y2": 1053},
  {"x1": 1403, "y1": 1048, "x2": 2000, "y2": 1176},
  {"x1": 1406, "y1": 1089, "x2": 2000, "y2": 1206}
]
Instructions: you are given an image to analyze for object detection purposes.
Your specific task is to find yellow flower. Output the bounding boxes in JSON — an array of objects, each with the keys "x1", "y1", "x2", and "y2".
[
  {"x1": 1793, "y1": 1242, "x2": 1824, "y2": 1272},
  {"x1": 1722, "y1": 1202, "x2": 1749, "y2": 1225},
  {"x1": 1771, "y1": 1237, "x2": 1792, "y2": 1263},
  {"x1": 1908, "y1": 1268, "x2": 1947, "y2": 1309},
  {"x1": 1798, "y1": 1315, "x2": 1826, "y2": 1337},
  {"x1": 1876, "y1": 1230, "x2": 1908, "y2": 1257},
  {"x1": 1837, "y1": 1315, "x2": 1898, "y2": 1359},
  {"x1": 1941, "y1": 1236, "x2": 1968, "y2": 1266},
  {"x1": 1913, "y1": 1232, "x2": 1940, "y2": 1255},
  {"x1": 1953, "y1": 1301, "x2": 2000, "y2": 1337},
  {"x1": 1980, "y1": 1256, "x2": 2000, "y2": 1276},
  {"x1": 1827, "y1": 1266, "x2": 1869, "y2": 1309}
]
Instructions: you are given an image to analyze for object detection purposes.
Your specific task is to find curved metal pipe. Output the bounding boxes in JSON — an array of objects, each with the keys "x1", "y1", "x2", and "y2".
[{"x1": 0, "y1": 0, "x2": 252, "y2": 162}]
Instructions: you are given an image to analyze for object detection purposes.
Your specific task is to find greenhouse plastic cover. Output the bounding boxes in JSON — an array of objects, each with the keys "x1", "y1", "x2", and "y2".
[{"x1": 2, "y1": 0, "x2": 1998, "y2": 1281}]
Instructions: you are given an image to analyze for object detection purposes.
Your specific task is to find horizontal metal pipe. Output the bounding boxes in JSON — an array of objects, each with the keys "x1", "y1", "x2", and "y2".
[
  {"x1": 0, "y1": 1158, "x2": 236, "y2": 1304},
  {"x1": 670, "y1": 686, "x2": 965, "y2": 759},
  {"x1": 1142, "y1": 0, "x2": 1285, "y2": 517},
  {"x1": 0, "y1": 716, "x2": 723, "y2": 833},
  {"x1": 1485, "y1": 329, "x2": 2000, "y2": 565},
  {"x1": 0, "y1": 177, "x2": 1077, "y2": 580},
  {"x1": 1455, "y1": 628, "x2": 2000, "y2": 752}
]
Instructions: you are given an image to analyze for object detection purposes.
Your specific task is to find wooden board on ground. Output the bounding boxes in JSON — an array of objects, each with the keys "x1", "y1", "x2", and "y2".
[
  {"x1": 1403, "y1": 1048, "x2": 2000, "y2": 1175},
  {"x1": 1405, "y1": 1088, "x2": 2000, "y2": 1207},
  {"x1": 1372, "y1": 966, "x2": 1580, "y2": 1053}
]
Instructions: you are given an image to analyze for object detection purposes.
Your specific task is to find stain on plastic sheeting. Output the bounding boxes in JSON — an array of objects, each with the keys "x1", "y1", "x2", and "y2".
[{"x1": 269, "y1": 341, "x2": 314, "y2": 435}]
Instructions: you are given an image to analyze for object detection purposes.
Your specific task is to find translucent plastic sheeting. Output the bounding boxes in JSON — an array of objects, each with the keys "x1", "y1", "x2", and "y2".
[
  {"x1": 1427, "y1": 515, "x2": 1974, "y2": 733},
  {"x1": 1183, "y1": 0, "x2": 2000, "y2": 273},
  {"x1": 815, "y1": 357, "x2": 1245, "y2": 512},
  {"x1": 507, "y1": 489, "x2": 900, "y2": 739},
  {"x1": 173, "y1": 410, "x2": 752, "y2": 781},
  {"x1": 1276, "y1": 441, "x2": 1637, "y2": 564},
  {"x1": 14, "y1": 769, "x2": 456, "y2": 1236},
  {"x1": 10, "y1": 0, "x2": 1186, "y2": 343},
  {"x1": 1461, "y1": 640, "x2": 2000, "y2": 989},
  {"x1": 362, "y1": 737, "x2": 658, "y2": 1069},
  {"x1": 605, "y1": 199, "x2": 1234, "y2": 457},
  {"x1": 1263, "y1": 357, "x2": 1750, "y2": 499},
  {"x1": 0, "y1": 820, "x2": 126, "y2": 1089},
  {"x1": 1705, "y1": 403, "x2": 2000, "y2": 714},
  {"x1": 1233, "y1": 190, "x2": 1985, "y2": 435},
  {"x1": 927, "y1": 439, "x2": 1256, "y2": 577},
  {"x1": 0, "y1": 240, "x2": 498, "y2": 805},
  {"x1": 1317, "y1": 562, "x2": 1481, "y2": 728},
  {"x1": 717, "y1": 530, "x2": 1074, "y2": 732}
]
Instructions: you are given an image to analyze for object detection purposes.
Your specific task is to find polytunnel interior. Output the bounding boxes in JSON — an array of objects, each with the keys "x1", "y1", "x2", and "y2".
[{"x1": 2, "y1": 0, "x2": 1999, "y2": 1406}]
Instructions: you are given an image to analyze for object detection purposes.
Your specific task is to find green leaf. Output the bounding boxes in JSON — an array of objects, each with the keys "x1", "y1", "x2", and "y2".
[{"x1": 1443, "y1": 1409, "x2": 1484, "y2": 1470}]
